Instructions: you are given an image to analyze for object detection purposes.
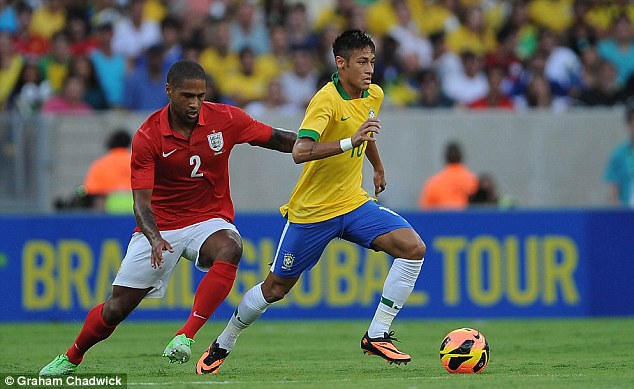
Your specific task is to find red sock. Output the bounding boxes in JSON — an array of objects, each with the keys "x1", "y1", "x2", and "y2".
[
  {"x1": 66, "y1": 303, "x2": 117, "y2": 365},
  {"x1": 177, "y1": 261, "x2": 238, "y2": 339}
]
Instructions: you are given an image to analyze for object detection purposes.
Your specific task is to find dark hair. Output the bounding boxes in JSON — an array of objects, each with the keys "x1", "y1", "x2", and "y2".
[
  {"x1": 332, "y1": 29, "x2": 375, "y2": 61},
  {"x1": 445, "y1": 141, "x2": 463, "y2": 164},
  {"x1": 167, "y1": 60, "x2": 206, "y2": 88},
  {"x1": 107, "y1": 129, "x2": 131, "y2": 149}
]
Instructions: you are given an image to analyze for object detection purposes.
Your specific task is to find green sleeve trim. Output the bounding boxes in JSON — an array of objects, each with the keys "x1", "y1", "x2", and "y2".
[{"x1": 298, "y1": 129, "x2": 320, "y2": 141}]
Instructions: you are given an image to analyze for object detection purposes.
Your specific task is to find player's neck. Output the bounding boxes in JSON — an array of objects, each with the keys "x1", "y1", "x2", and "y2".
[
  {"x1": 168, "y1": 111, "x2": 195, "y2": 138},
  {"x1": 339, "y1": 78, "x2": 364, "y2": 99}
]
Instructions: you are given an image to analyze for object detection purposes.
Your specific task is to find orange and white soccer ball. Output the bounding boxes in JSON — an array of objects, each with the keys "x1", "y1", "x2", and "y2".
[{"x1": 439, "y1": 328, "x2": 490, "y2": 374}]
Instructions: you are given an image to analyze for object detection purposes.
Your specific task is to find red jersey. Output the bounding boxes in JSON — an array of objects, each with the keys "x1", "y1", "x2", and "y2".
[{"x1": 131, "y1": 102, "x2": 273, "y2": 230}]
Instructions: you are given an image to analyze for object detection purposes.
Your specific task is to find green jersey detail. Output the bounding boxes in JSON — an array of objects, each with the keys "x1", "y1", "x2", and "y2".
[{"x1": 298, "y1": 129, "x2": 320, "y2": 141}]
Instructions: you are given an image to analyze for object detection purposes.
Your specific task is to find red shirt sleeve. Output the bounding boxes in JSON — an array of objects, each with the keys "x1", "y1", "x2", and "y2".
[
  {"x1": 228, "y1": 105, "x2": 273, "y2": 145},
  {"x1": 130, "y1": 127, "x2": 156, "y2": 190}
]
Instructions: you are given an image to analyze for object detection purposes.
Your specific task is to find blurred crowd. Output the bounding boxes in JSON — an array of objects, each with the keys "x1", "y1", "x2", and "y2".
[{"x1": 1, "y1": 0, "x2": 633, "y2": 116}]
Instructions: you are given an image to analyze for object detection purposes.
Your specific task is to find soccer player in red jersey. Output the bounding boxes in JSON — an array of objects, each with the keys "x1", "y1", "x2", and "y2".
[{"x1": 40, "y1": 60, "x2": 297, "y2": 376}]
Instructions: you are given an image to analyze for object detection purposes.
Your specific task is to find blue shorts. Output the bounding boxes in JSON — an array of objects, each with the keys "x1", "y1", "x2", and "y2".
[{"x1": 271, "y1": 200, "x2": 412, "y2": 278}]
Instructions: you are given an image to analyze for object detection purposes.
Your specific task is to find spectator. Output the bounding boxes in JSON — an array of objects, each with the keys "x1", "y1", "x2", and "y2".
[
  {"x1": 417, "y1": 0, "x2": 459, "y2": 37},
  {"x1": 263, "y1": 0, "x2": 288, "y2": 29},
  {"x1": 604, "y1": 100, "x2": 634, "y2": 208},
  {"x1": 90, "y1": 22, "x2": 126, "y2": 108},
  {"x1": 255, "y1": 24, "x2": 292, "y2": 83},
  {"x1": 539, "y1": 28, "x2": 583, "y2": 108},
  {"x1": 198, "y1": 18, "x2": 239, "y2": 95},
  {"x1": 387, "y1": 0, "x2": 433, "y2": 70},
  {"x1": 123, "y1": 44, "x2": 168, "y2": 111},
  {"x1": 0, "y1": 0, "x2": 18, "y2": 34},
  {"x1": 578, "y1": 59, "x2": 628, "y2": 106},
  {"x1": 564, "y1": 0, "x2": 597, "y2": 56},
  {"x1": 229, "y1": 0, "x2": 270, "y2": 55},
  {"x1": 441, "y1": 51, "x2": 488, "y2": 106},
  {"x1": 38, "y1": 31, "x2": 72, "y2": 94},
  {"x1": 373, "y1": 34, "x2": 401, "y2": 87},
  {"x1": 416, "y1": 69, "x2": 453, "y2": 108},
  {"x1": 7, "y1": 59, "x2": 52, "y2": 114},
  {"x1": 484, "y1": 24, "x2": 524, "y2": 95},
  {"x1": 430, "y1": 31, "x2": 462, "y2": 89},
  {"x1": 12, "y1": 2, "x2": 50, "y2": 59},
  {"x1": 69, "y1": 55, "x2": 108, "y2": 110},
  {"x1": 312, "y1": 0, "x2": 357, "y2": 33},
  {"x1": 525, "y1": 74, "x2": 554, "y2": 110},
  {"x1": 418, "y1": 141, "x2": 478, "y2": 210},
  {"x1": 528, "y1": 0, "x2": 574, "y2": 35},
  {"x1": 222, "y1": 46, "x2": 268, "y2": 107},
  {"x1": 90, "y1": 0, "x2": 123, "y2": 29},
  {"x1": 469, "y1": 173, "x2": 499, "y2": 207},
  {"x1": 0, "y1": 31, "x2": 24, "y2": 111},
  {"x1": 157, "y1": 16, "x2": 183, "y2": 70},
  {"x1": 111, "y1": 0, "x2": 161, "y2": 66},
  {"x1": 446, "y1": 5, "x2": 497, "y2": 56},
  {"x1": 468, "y1": 65, "x2": 515, "y2": 110},
  {"x1": 383, "y1": 51, "x2": 421, "y2": 107},
  {"x1": 41, "y1": 74, "x2": 93, "y2": 114},
  {"x1": 279, "y1": 46, "x2": 319, "y2": 111},
  {"x1": 503, "y1": 0, "x2": 538, "y2": 60},
  {"x1": 204, "y1": 74, "x2": 230, "y2": 105},
  {"x1": 285, "y1": 2, "x2": 318, "y2": 51},
  {"x1": 66, "y1": 13, "x2": 98, "y2": 56},
  {"x1": 83, "y1": 128, "x2": 132, "y2": 213},
  {"x1": 244, "y1": 78, "x2": 301, "y2": 119},
  {"x1": 30, "y1": 0, "x2": 67, "y2": 40},
  {"x1": 596, "y1": 13, "x2": 634, "y2": 87}
]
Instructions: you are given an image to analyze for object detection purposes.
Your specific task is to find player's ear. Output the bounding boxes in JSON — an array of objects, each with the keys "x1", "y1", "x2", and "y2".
[
  {"x1": 335, "y1": 55, "x2": 345, "y2": 70},
  {"x1": 165, "y1": 83, "x2": 172, "y2": 99}
]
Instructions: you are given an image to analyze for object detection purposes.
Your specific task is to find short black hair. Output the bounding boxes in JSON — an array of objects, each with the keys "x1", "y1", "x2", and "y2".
[
  {"x1": 107, "y1": 129, "x2": 131, "y2": 149},
  {"x1": 445, "y1": 141, "x2": 463, "y2": 164},
  {"x1": 167, "y1": 60, "x2": 206, "y2": 88},
  {"x1": 332, "y1": 29, "x2": 375, "y2": 61}
]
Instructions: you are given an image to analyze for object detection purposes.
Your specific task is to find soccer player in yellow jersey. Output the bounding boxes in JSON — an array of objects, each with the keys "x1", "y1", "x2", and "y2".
[{"x1": 196, "y1": 29, "x2": 427, "y2": 374}]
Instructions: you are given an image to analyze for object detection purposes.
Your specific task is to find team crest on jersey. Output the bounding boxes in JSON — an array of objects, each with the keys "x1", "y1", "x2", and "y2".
[
  {"x1": 282, "y1": 253, "x2": 295, "y2": 270},
  {"x1": 207, "y1": 132, "x2": 224, "y2": 152},
  {"x1": 368, "y1": 108, "x2": 376, "y2": 118}
]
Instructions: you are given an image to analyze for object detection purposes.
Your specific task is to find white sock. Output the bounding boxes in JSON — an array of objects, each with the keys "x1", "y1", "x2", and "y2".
[
  {"x1": 368, "y1": 258, "x2": 423, "y2": 338},
  {"x1": 217, "y1": 282, "x2": 270, "y2": 351}
]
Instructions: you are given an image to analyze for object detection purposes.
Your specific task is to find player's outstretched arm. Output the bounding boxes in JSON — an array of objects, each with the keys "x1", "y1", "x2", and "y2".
[
  {"x1": 259, "y1": 127, "x2": 297, "y2": 153},
  {"x1": 292, "y1": 118, "x2": 380, "y2": 164},
  {"x1": 132, "y1": 189, "x2": 173, "y2": 269}
]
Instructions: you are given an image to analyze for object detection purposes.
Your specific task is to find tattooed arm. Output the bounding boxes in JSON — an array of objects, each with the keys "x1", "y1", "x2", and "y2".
[
  {"x1": 259, "y1": 127, "x2": 297, "y2": 153},
  {"x1": 292, "y1": 118, "x2": 381, "y2": 164}
]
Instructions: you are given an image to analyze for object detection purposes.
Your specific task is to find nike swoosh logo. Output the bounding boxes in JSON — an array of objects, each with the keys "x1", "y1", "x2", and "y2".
[
  {"x1": 162, "y1": 149, "x2": 177, "y2": 157},
  {"x1": 193, "y1": 311, "x2": 208, "y2": 320},
  {"x1": 341, "y1": 116, "x2": 350, "y2": 121}
]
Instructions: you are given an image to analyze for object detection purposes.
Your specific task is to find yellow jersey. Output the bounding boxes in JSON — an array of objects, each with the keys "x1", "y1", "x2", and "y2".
[{"x1": 280, "y1": 73, "x2": 383, "y2": 223}]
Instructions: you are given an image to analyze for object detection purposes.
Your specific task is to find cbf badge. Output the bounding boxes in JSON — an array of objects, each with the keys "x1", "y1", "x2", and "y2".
[
  {"x1": 207, "y1": 132, "x2": 224, "y2": 152},
  {"x1": 368, "y1": 108, "x2": 375, "y2": 118},
  {"x1": 282, "y1": 253, "x2": 295, "y2": 270}
]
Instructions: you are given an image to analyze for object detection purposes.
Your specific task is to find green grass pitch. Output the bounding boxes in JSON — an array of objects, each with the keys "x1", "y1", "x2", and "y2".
[{"x1": 2, "y1": 317, "x2": 633, "y2": 388}]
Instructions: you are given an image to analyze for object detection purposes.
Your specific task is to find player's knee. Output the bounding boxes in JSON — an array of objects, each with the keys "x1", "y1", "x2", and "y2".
[
  {"x1": 261, "y1": 284, "x2": 288, "y2": 304},
  {"x1": 102, "y1": 299, "x2": 130, "y2": 325},
  {"x1": 405, "y1": 240, "x2": 426, "y2": 260}
]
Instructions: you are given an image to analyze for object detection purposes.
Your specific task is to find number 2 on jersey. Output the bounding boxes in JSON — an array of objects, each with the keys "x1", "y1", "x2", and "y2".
[{"x1": 190, "y1": 155, "x2": 203, "y2": 177}]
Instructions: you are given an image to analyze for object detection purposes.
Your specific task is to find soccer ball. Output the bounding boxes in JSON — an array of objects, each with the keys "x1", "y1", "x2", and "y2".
[{"x1": 439, "y1": 328, "x2": 490, "y2": 374}]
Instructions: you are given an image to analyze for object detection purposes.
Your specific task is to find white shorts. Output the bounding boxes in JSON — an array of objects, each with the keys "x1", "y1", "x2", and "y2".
[{"x1": 112, "y1": 218, "x2": 239, "y2": 298}]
